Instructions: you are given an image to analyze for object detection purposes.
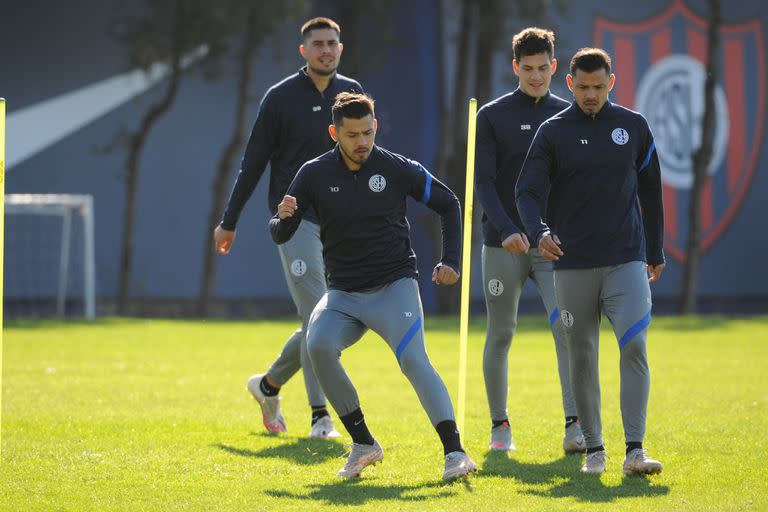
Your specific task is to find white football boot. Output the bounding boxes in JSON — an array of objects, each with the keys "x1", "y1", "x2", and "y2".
[
  {"x1": 246, "y1": 374, "x2": 286, "y2": 434},
  {"x1": 443, "y1": 451, "x2": 477, "y2": 482},
  {"x1": 581, "y1": 449, "x2": 607, "y2": 474},
  {"x1": 623, "y1": 448, "x2": 663, "y2": 475},
  {"x1": 336, "y1": 440, "x2": 384, "y2": 478},
  {"x1": 309, "y1": 415, "x2": 342, "y2": 439}
]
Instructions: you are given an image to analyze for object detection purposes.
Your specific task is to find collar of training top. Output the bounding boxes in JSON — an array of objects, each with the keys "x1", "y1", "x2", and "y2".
[
  {"x1": 299, "y1": 65, "x2": 337, "y2": 89},
  {"x1": 514, "y1": 87, "x2": 551, "y2": 105},
  {"x1": 568, "y1": 100, "x2": 614, "y2": 119},
  {"x1": 331, "y1": 145, "x2": 381, "y2": 173}
]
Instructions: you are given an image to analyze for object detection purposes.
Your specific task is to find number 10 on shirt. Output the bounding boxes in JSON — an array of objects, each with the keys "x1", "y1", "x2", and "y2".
[{"x1": 457, "y1": 98, "x2": 477, "y2": 435}]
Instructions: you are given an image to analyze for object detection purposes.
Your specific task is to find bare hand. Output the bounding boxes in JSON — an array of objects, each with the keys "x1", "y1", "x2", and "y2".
[
  {"x1": 278, "y1": 195, "x2": 297, "y2": 220},
  {"x1": 647, "y1": 263, "x2": 665, "y2": 283},
  {"x1": 538, "y1": 233, "x2": 563, "y2": 261},
  {"x1": 432, "y1": 263, "x2": 459, "y2": 286},
  {"x1": 214, "y1": 225, "x2": 236, "y2": 254},
  {"x1": 502, "y1": 233, "x2": 530, "y2": 254}
]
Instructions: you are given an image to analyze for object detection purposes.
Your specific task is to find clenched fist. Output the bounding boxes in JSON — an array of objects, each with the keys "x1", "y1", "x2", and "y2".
[
  {"x1": 278, "y1": 195, "x2": 297, "y2": 220},
  {"x1": 432, "y1": 263, "x2": 459, "y2": 286}
]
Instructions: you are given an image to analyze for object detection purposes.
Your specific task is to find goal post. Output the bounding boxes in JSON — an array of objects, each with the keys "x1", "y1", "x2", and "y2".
[{"x1": 5, "y1": 194, "x2": 96, "y2": 320}]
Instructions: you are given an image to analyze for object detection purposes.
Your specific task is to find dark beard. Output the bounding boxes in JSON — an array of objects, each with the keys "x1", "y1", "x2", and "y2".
[
  {"x1": 309, "y1": 65, "x2": 337, "y2": 77},
  {"x1": 339, "y1": 144, "x2": 369, "y2": 166}
]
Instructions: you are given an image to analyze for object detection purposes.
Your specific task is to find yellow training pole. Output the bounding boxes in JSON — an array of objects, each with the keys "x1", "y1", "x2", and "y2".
[
  {"x1": 457, "y1": 98, "x2": 477, "y2": 435},
  {"x1": 0, "y1": 98, "x2": 5, "y2": 460}
]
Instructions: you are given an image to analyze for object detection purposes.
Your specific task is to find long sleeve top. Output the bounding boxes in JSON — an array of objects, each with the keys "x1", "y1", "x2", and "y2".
[
  {"x1": 475, "y1": 89, "x2": 568, "y2": 246},
  {"x1": 516, "y1": 101, "x2": 664, "y2": 269},
  {"x1": 220, "y1": 67, "x2": 362, "y2": 229},
  {"x1": 270, "y1": 145, "x2": 462, "y2": 291}
]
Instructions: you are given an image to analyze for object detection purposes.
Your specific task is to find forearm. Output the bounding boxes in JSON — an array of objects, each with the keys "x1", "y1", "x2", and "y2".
[
  {"x1": 475, "y1": 181, "x2": 521, "y2": 239},
  {"x1": 433, "y1": 194, "x2": 462, "y2": 270},
  {"x1": 269, "y1": 215, "x2": 301, "y2": 244},
  {"x1": 221, "y1": 103, "x2": 274, "y2": 229},
  {"x1": 515, "y1": 182, "x2": 550, "y2": 243},
  {"x1": 638, "y1": 178, "x2": 665, "y2": 265},
  {"x1": 220, "y1": 165, "x2": 264, "y2": 230}
]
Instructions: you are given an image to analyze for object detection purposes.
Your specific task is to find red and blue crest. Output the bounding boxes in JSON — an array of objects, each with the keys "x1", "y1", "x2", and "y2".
[{"x1": 594, "y1": 0, "x2": 765, "y2": 261}]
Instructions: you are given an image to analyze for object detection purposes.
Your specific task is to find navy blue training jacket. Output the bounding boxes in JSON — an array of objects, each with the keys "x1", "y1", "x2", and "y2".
[
  {"x1": 475, "y1": 89, "x2": 569, "y2": 246},
  {"x1": 515, "y1": 101, "x2": 664, "y2": 269},
  {"x1": 220, "y1": 67, "x2": 362, "y2": 229},
  {"x1": 270, "y1": 145, "x2": 462, "y2": 292}
]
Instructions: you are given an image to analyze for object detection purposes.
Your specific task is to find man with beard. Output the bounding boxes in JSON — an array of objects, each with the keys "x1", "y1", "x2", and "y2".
[
  {"x1": 214, "y1": 18, "x2": 362, "y2": 439},
  {"x1": 271, "y1": 92, "x2": 476, "y2": 482},
  {"x1": 516, "y1": 48, "x2": 665, "y2": 475}
]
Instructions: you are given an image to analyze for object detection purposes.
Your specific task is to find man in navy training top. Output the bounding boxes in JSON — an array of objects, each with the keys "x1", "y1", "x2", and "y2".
[
  {"x1": 271, "y1": 92, "x2": 476, "y2": 482},
  {"x1": 214, "y1": 18, "x2": 362, "y2": 439},
  {"x1": 516, "y1": 47, "x2": 665, "y2": 476},
  {"x1": 474, "y1": 26, "x2": 583, "y2": 454}
]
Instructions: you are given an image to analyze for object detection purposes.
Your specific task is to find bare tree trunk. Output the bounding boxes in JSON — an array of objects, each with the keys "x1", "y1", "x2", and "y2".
[
  {"x1": 432, "y1": 0, "x2": 478, "y2": 314},
  {"x1": 197, "y1": 8, "x2": 259, "y2": 316},
  {"x1": 117, "y1": 0, "x2": 185, "y2": 315},
  {"x1": 474, "y1": 0, "x2": 501, "y2": 107},
  {"x1": 681, "y1": 0, "x2": 720, "y2": 313}
]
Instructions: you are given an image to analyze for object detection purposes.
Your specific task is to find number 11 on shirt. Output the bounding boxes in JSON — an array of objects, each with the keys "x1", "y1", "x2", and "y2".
[{"x1": 457, "y1": 98, "x2": 477, "y2": 436}]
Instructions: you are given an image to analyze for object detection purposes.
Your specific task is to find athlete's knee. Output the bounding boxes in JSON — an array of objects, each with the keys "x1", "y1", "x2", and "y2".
[
  {"x1": 486, "y1": 317, "x2": 516, "y2": 347},
  {"x1": 489, "y1": 324, "x2": 516, "y2": 347},
  {"x1": 398, "y1": 349, "x2": 432, "y2": 378},
  {"x1": 569, "y1": 344, "x2": 595, "y2": 368},
  {"x1": 619, "y1": 332, "x2": 648, "y2": 362},
  {"x1": 306, "y1": 330, "x2": 340, "y2": 363}
]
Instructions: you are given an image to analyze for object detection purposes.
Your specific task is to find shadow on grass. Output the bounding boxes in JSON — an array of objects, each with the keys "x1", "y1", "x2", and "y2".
[
  {"x1": 214, "y1": 437, "x2": 345, "y2": 465},
  {"x1": 480, "y1": 450, "x2": 669, "y2": 503},
  {"x1": 266, "y1": 479, "x2": 463, "y2": 506}
]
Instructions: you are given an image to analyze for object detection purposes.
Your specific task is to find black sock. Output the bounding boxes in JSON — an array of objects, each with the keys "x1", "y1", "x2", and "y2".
[
  {"x1": 492, "y1": 419, "x2": 510, "y2": 428},
  {"x1": 565, "y1": 416, "x2": 578, "y2": 429},
  {"x1": 586, "y1": 445, "x2": 605, "y2": 454},
  {"x1": 259, "y1": 377, "x2": 280, "y2": 397},
  {"x1": 626, "y1": 442, "x2": 643, "y2": 455},
  {"x1": 435, "y1": 420, "x2": 464, "y2": 456},
  {"x1": 339, "y1": 408, "x2": 375, "y2": 445},
  {"x1": 311, "y1": 408, "x2": 329, "y2": 425}
]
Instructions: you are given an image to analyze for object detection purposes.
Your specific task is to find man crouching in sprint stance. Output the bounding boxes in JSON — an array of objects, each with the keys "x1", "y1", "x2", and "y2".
[{"x1": 270, "y1": 92, "x2": 476, "y2": 482}]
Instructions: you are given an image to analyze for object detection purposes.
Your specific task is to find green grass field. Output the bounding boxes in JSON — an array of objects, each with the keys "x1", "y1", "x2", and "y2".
[{"x1": 1, "y1": 316, "x2": 766, "y2": 511}]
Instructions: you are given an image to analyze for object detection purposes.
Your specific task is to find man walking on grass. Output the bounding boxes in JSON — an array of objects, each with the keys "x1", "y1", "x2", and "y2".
[
  {"x1": 214, "y1": 18, "x2": 362, "y2": 439},
  {"x1": 475, "y1": 26, "x2": 583, "y2": 454},
  {"x1": 516, "y1": 48, "x2": 665, "y2": 476}
]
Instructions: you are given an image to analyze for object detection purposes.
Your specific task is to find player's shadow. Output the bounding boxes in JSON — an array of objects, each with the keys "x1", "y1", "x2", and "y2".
[
  {"x1": 480, "y1": 449, "x2": 581, "y2": 483},
  {"x1": 214, "y1": 437, "x2": 344, "y2": 466},
  {"x1": 481, "y1": 450, "x2": 669, "y2": 503},
  {"x1": 265, "y1": 479, "x2": 463, "y2": 506}
]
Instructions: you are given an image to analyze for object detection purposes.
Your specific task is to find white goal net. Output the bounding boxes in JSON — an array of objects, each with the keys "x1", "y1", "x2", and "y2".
[{"x1": 5, "y1": 194, "x2": 95, "y2": 319}]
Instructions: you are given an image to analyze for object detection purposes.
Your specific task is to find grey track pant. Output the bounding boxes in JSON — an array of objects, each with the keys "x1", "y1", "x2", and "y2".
[
  {"x1": 267, "y1": 220, "x2": 327, "y2": 407},
  {"x1": 554, "y1": 261, "x2": 653, "y2": 449},
  {"x1": 481, "y1": 245, "x2": 577, "y2": 422},
  {"x1": 306, "y1": 277, "x2": 455, "y2": 426}
]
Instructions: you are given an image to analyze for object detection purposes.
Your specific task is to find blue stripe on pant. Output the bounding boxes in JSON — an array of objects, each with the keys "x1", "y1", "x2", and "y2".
[
  {"x1": 396, "y1": 317, "x2": 422, "y2": 363},
  {"x1": 306, "y1": 278, "x2": 456, "y2": 426},
  {"x1": 619, "y1": 312, "x2": 651, "y2": 349}
]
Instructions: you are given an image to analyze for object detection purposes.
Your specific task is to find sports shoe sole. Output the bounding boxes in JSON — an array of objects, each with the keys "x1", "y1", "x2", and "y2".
[
  {"x1": 337, "y1": 452, "x2": 384, "y2": 478},
  {"x1": 623, "y1": 465, "x2": 663, "y2": 476}
]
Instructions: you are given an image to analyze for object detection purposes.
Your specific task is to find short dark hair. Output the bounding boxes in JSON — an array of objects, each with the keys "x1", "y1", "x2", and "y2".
[
  {"x1": 570, "y1": 48, "x2": 612, "y2": 75},
  {"x1": 332, "y1": 92, "x2": 375, "y2": 126},
  {"x1": 512, "y1": 27, "x2": 555, "y2": 61},
  {"x1": 301, "y1": 17, "x2": 340, "y2": 40}
]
